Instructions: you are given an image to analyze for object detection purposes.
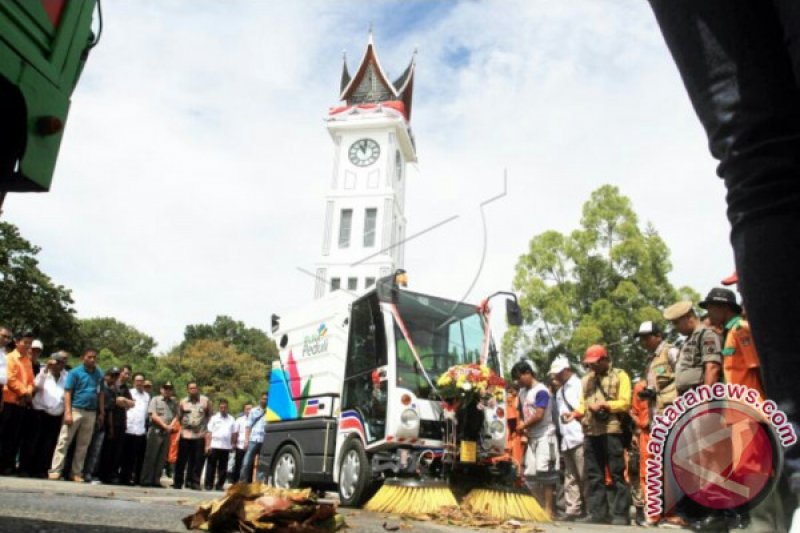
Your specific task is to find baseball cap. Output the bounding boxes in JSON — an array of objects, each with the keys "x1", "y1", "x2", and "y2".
[
  {"x1": 50, "y1": 351, "x2": 67, "y2": 363},
  {"x1": 548, "y1": 355, "x2": 571, "y2": 375},
  {"x1": 634, "y1": 321, "x2": 663, "y2": 337},
  {"x1": 106, "y1": 367, "x2": 121, "y2": 376},
  {"x1": 162, "y1": 381, "x2": 174, "y2": 389},
  {"x1": 583, "y1": 344, "x2": 608, "y2": 364},
  {"x1": 32, "y1": 339, "x2": 44, "y2": 350}
]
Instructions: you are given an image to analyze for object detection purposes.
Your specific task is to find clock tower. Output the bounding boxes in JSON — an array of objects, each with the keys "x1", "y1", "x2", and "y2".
[{"x1": 314, "y1": 34, "x2": 417, "y2": 298}]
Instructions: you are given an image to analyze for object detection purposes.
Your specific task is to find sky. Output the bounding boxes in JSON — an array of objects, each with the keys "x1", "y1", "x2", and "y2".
[{"x1": 4, "y1": 0, "x2": 733, "y2": 354}]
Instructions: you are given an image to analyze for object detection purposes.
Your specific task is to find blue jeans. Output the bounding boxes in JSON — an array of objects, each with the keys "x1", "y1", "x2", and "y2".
[{"x1": 239, "y1": 440, "x2": 264, "y2": 483}]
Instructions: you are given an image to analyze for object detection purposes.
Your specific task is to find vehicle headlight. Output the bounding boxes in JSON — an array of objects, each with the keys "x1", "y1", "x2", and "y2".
[
  {"x1": 489, "y1": 420, "x2": 505, "y2": 439},
  {"x1": 400, "y1": 408, "x2": 419, "y2": 429}
]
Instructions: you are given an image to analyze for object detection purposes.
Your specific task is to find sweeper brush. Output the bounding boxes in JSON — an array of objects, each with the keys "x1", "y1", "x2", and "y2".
[
  {"x1": 364, "y1": 478, "x2": 458, "y2": 515},
  {"x1": 462, "y1": 488, "x2": 551, "y2": 522}
]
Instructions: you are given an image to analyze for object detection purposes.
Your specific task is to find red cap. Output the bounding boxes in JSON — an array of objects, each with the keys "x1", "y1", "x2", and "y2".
[
  {"x1": 583, "y1": 344, "x2": 608, "y2": 364},
  {"x1": 721, "y1": 271, "x2": 738, "y2": 286}
]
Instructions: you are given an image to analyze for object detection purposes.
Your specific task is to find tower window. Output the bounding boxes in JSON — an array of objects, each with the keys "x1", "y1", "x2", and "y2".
[
  {"x1": 363, "y1": 208, "x2": 377, "y2": 247},
  {"x1": 338, "y1": 209, "x2": 353, "y2": 248},
  {"x1": 365, "y1": 277, "x2": 376, "y2": 288},
  {"x1": 331, "y1": 278, "x2": 341, "y2": 292},
  {"x1": 348, "y1": 277, "x2": 358, "y2": 291}
]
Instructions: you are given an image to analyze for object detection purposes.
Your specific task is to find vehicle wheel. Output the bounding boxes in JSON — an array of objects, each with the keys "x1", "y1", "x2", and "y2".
[
  {"x1": 272, "y1": 444, "x2": 302, "y2": 489},
  {"x1": 338, "y1": 437, "x2": 375, "y2": 507}
]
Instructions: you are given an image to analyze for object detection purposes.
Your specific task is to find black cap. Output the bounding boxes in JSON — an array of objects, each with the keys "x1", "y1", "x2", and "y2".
[
  {"x1": 162, "y1": 381, "x2": 174, "y2": 389},
  {"x1": 106, "y1": 367, "x2": 121, "y2": 376},
  {"x1": 699, "y1": 288, "x2": 742, "y2": 314}
]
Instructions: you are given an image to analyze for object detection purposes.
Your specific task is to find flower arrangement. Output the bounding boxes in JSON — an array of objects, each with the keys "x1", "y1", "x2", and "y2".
[{"x1": 436, "y1": 363, "x2": 506, "y2": 407}]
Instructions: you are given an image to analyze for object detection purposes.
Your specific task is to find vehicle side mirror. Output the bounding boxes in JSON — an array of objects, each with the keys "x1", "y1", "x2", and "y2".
[
  {"x1": 506, "y1": 299, "x2": 523, "y2": 326},
  {"x1": 271, "y1": 314, "x2": 280, "y2": 334}
]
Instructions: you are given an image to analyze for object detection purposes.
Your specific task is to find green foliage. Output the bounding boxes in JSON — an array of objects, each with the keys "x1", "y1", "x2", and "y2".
[
  {"x1": 181, "y1": 315, "x2": 278, "y2": 365},
  {"x1": 0, "y1": 221, "x2": 79, "y2": 350},
  {"x1": 78, "y1": 317, "x2": 156, "y2": 360},
  {"x1": 505, "y1": 185, "x2": 692, "y2": 377},
  {"x1": 164, "y1": 339, "x2": 269, "y2": 413}
]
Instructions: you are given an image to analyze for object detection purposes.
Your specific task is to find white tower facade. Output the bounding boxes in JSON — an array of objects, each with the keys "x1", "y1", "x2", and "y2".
[{"x1": 314, "y1": 36, "x2": 417, "y2": 298}]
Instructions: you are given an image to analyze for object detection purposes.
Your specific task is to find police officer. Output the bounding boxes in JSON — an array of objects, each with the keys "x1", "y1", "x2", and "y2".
[
  {"x1": 663, "y1": 301, "x2": 722, "y2": 394},
  {"x1": 564, "y1": 345, "x2": 631, "y2": 526}
]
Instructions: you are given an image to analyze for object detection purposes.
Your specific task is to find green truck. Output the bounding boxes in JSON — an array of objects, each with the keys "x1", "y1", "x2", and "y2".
[{"x1": 1, "y1": 0, "x2": 99, "y2": 209}]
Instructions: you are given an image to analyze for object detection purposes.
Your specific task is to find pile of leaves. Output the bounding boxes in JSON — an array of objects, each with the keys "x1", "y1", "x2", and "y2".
[
  {"x1": 183, "y1": 483, "x2": 344, "y2": 533},
  {"x1": 383, "y1": 505, "x2": 545, "y2": 532}
]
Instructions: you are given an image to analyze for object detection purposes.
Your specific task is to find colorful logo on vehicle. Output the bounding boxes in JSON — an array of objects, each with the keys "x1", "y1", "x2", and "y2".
[{"x1": 302, "y1": 323, "x2": 329, "y2": 356}]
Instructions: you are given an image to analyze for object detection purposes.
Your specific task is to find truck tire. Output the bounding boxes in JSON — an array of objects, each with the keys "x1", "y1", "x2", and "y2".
[
  {"x1": 338, "y1": 437, "x2": 375, "y2": 507},
  {"x1": 272, "y1": 444, "x2": 302, "y2": 489}
]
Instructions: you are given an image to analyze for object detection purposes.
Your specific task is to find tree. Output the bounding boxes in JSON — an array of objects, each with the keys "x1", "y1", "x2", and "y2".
[
  {"x1": 78, "y1": 317, "x2": 156, "y2": 360},
  {"x1": 504, "y1": 185, "x2": 697, "y2": 377},
  {"x1": 164, "y1": 339, "x2": 269, "y2": 412},
  {"x1": 181, "y1": 315, "x2": 278, "y2": 365},
  {"x1": 0, "y1": 221, "x2": 79, "y2": 350}
]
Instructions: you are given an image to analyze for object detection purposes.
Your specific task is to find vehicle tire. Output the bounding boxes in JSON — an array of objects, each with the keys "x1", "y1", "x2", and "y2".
[
  {"x1": 338, "y1": 437, "x2": 375, "y2": 507},
  {"x1": 272, "y1": 444, "x2": 302, "y2": 489}
]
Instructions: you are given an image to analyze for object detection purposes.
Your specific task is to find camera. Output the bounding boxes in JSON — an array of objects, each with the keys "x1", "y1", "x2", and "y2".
[
  {"x1": 595, "y1": 408, "x2": 610, "y2": 422},
  {"x1": 638, "y1": 388, "x2": 657, "y2": 400}
]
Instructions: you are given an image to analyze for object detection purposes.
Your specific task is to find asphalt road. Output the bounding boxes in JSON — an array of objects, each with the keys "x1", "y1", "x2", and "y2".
[{"x1": 0, "y1": 476, "x2": 660, "y2": 533}]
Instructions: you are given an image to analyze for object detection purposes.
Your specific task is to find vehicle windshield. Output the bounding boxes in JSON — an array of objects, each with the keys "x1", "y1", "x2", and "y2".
[{"x1": 392, "y1": 290, "x2": 499, "y2": 399}]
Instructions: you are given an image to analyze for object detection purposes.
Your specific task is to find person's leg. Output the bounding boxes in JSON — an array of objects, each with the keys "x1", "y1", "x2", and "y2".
[
  {"x1": 38, "y1": 413, "x2": 63, "y2": 477},
  {"x1": 49, "y1": 420, "x2": 78, "y2": 476},
  {"x1": 141, "y1": 431, "x2": 160, "y2": 486},
  {"x1": 204, "y1": 450, "x2": 216, "y2": 490},
  {"x1": 216, "y1": 450, "x2": 229, "y2": 490},
  {"x1": 132, "y1": 435, "x2": 146, "y2": 485},
  {"x1": 118, "y1": 433, "x2": 135, "y2": 484},
  {"x1": 583, "y1": 436, "x2": 609, "y2": 521},
  {"x1": 647, "y1": 0, "x2": 800, "y2": 495},
  {"x1": 232, "y1": 448, "x2": 244, "y2": 483},
  {"x1": 70, "y1": 410, "x2": 96, "y2": 480},
  {"x1": 18, "y1": 409, "x2": 43, "y2": 475},
  {"x1": 189, "y1": 439, "x2": 205, "y2": 489},
  {"x1": 607, "y1": 434, "x2": 630, "y2": 522},
  {"x1": 173, "y1": 439, "x2": 190, "y2": 489},
  {"x1": 563, "y1": 447, "x2": 582, "y2": 517},
  {"x1": 0, "y1": 403, "x2": 23, "y2": 472},
  {"x1": 239, "y1": 441, "x2": 257, "y2": 483},
  {"x1": 82, "y1": 428, "x2": 104, "y2": 481}
]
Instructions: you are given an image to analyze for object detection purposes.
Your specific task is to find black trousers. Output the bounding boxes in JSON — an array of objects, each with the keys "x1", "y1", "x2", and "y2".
[
  {"x1": 119, "y1": 433, "x2": 147, "y2": 485},
  {"x1": 97, "y1": 432, "x2": 123, "y2": 483},
  {"x1": 174, "y1": 437, "x2": 204, "y2": 488},
  {"x1": 584, "y1": 434, "x2": 629, "y2": 521},
  {"x1": 0, "y1": 403, "x2": 29, "y2": 473},
  {"x1": 18, "y1": 409, "x2": 62, "y2": 477},
  {"x1": 647, "y1": 0, "x2": 800, "y2": 493},
  {"x1": 204, "y1": 448, "x2": 230, "y2": 490},
  {"x1": 230, "y1": 448, "x2": 245, "y2": 483}
]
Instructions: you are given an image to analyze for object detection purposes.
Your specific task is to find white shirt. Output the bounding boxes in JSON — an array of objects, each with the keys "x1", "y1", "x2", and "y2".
[
  {"x1": 520, "y1": 381, "x2": 555, "y2": 440},
  {"x1": 555, "y1": 373, "x2": 584, "y2": 451},
  {"x1": 235, "y1": 414, "x2": 248, "y2": 450},
  {"x1": 0, "y1": 348, "x2": 7, "y2": 386},
  {"x1": 208, "y1": 412, "x2": 237, "y2": 450},
  {"x1": 126, "y1": 389, "x2": 151, "y2": 436},
  {"x1": 32, "y1": 369, "x2": 66, "y2": 416}
]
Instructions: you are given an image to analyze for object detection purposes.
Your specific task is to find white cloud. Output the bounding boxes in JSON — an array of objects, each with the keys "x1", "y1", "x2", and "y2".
[{"x1": 4, "y1": 1, "x2": 733, "y2": 354}]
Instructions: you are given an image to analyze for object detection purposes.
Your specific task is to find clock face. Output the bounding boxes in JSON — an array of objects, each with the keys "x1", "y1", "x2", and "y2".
[{"x1": 348, "y1": 138, "x2": 380, "y2": 167}]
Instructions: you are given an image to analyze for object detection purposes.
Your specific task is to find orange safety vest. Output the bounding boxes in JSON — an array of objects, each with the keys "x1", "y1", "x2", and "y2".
[{"x1": 722, "y1": 316, "x2": 765, "y2": 400}]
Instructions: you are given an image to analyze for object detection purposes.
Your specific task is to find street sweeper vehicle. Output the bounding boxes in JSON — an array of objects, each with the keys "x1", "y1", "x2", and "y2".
[{"x1": 258, "y1": 272, "x2": 548, "y2": 520}]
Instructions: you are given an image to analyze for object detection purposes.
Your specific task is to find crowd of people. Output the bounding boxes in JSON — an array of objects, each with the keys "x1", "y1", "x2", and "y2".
[
  {"x1": 508, "y1": 279, "x2": 791, "y2": 532},
  {"x1": 0, "y1": 335, "x2": 269, "y2": 491}
]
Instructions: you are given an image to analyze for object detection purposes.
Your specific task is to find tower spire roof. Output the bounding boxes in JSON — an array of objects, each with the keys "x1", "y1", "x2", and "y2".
[{"x1": 338, "y1": 33, "x2": 416, "y2": 120}]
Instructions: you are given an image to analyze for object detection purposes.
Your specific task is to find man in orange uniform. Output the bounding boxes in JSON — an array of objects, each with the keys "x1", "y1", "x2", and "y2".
[
  {"x1": 506, "y1": 385, "x2": 524, "y2": 469},
  {"x1": 0, "y1": 331, "x2": 35, "y2": 474}
]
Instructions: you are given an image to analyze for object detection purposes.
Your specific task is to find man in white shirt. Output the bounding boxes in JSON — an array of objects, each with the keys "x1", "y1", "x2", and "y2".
[
  {"x1": 229, "y1": 402, "x2": 252, "y2": 484},
  {"x1": 549, "y1": 356, "x2": 587, "y2": 521},
  {"x1": 18, "y1": 352, "x2": 67, "y2": 477},
  {"x1": 204, "y1": 398, "x2": 237, "y2": 491},
  {"x1": 120, "y1": 373, "x2": 150, "y2": 485}
]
